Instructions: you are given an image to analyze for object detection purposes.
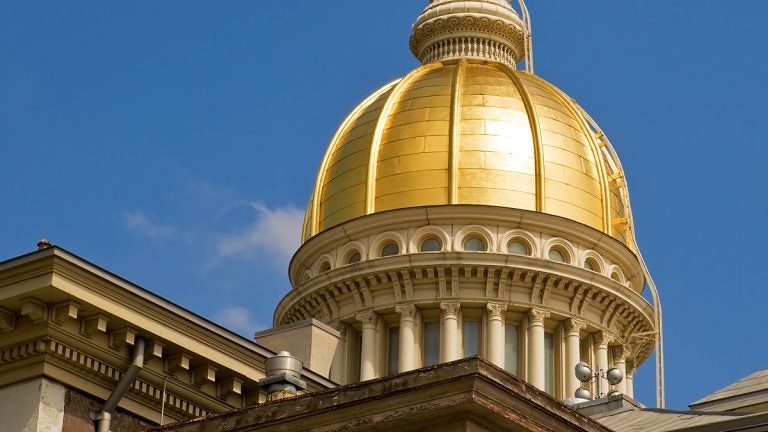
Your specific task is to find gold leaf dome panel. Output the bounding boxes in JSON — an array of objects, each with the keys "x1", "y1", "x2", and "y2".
[{"x1": 303, "y1": 59, "x2": 629, "y2": 244}]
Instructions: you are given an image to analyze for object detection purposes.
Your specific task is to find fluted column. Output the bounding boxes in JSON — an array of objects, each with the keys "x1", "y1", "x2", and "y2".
[
  {"x1": 527, "y1": 308, "x2": 550, "y2": 391},
  {"x1": 486, "y1": 302, "x2": 507, "y2": 367},
  {"x1": 612, "y1": 346, "x2": 630, "y2": 395},
  {"x1": 564, "y1": 318, "x2": 587, "y2": 398},
  {"x1": 395, "y1": 304, "x2": 417, "y2": 372},
  {"x1": 356, "y1": 311, "x2": 379, "y2": 381},
  {"x1": 593, "y1": 331, "x2": 612, "y2": 372},
  {"x1": 626, "y1": 359, "x2": 635, "y2": 398},
  {"x1": 440, "y1": 302, "x2": 460, "y2": 362}
]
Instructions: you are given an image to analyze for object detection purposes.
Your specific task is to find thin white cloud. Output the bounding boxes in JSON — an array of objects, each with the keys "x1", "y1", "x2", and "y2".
[
  {"x1": 215, "y1": 203, "x2": 304, "y2": 267},
  {"x1": 123, "y1": 211, "x2": 178, "y2": 241},
  {"x1": 213, "y1": 306, "x2": 266, "y2": 336}
]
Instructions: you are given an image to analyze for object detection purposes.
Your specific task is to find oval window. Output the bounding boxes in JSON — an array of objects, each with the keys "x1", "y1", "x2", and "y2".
[
  {"x1": 420, "y1": 238, "x2": 442, "y2": 252},
  {"x1": 463, "y1": 237, "x2": 487, "y2": 252},
  {"x1": 507, "y1": 240, "x2": 529, "y2": 256},
  {"x1": 381, "y1": 242, "x2": 400, "y2": 257}
]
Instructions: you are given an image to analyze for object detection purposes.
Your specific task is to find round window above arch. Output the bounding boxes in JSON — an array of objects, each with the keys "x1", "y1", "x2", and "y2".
[
  {"x1": 463, "y1": 236, "x2": 487, "y2": 252},
  {"x1": 548, "y1": 248, "x2": 568, "y2": 263},
  {"x1": 507, "y1": 240, "x2": 530, "y2": 256},
  {"x1": 381, "y1": 242, "x2": 400, "y2": 257},
  {"x1": 420, "y1": 237, "x2": 443, "y2": 252}
]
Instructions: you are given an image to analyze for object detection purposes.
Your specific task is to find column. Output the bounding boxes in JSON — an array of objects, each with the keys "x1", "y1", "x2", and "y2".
[
  {"x1": 593, "y1": 331, "x2": 612, "y2": 372},
  {"x1": 592, "y1": 331, "x2": 612, "y2": 397},
  {"x1": 612, "y1": 346, "x2": 630, "y2": 395},
  {"x1": 564, "y1": 318, "x2": 587, "y2": 398},
  {"x1": 625, "y1": 360, "x2": 635, "y2": 398},
  {"x1": 395, "y1": 304, "x2": 417, "y2": 372},
  {"x1": 356, "y1": 311, "x2": 378, "y2": 381},
  {"x1": 527, "y1": 308, "x2": 550, "y2": 391},
  {"x1": 440, "y1": 302, "x2": 460, "y2": 362},
  {"x1": 486, "y1": 302, "x2": 507, "y2": 367}
]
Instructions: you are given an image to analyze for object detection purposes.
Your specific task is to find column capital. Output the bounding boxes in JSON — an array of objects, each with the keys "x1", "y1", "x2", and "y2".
[
  {"x1": 486, "y1": 302, "x2": 507, "y2": 318},
  {"x1": 395, "y1": 304, "x2": 417, "y2": 319},
  {"x1": 564, "y1": 317, "x2": 587, "y2": 333},
  {"x1": 440, "y1": 301, "x2": 461, "y2": 316},
  {"x1": 592, "y1": 330, "x2": 614, "y2": 347},
  {"x1": 626, "y1": 359, "x2": 636, "y2": 373},
  {"x1": 356, "y1": 310, "x2": 378, "y2": 326},
  {"x1": 528, "y1": 307, "x2": 550, "y2": 324},
  {"x1": 611, "y1": 345, "x2": 632, "y2": 362}
]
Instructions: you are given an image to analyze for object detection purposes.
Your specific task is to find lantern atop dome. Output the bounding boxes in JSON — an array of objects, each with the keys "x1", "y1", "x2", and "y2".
[{"x1": 409, "y1": 0, "x2": 531, "y2": 69}]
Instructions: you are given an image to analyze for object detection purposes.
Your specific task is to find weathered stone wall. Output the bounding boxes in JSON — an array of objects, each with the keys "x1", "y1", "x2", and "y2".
[
  {"x1": 63, "y1": 387, "x2": 153, "y2": 432},
  {"x1": 0, "y1": 377, "x2": 65, "y2": 432}
]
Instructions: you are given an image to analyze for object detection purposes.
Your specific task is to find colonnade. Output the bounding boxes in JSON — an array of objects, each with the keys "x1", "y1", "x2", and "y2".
[{"x1": 354, "y1": 302, "x2": 635, "y2": 400}]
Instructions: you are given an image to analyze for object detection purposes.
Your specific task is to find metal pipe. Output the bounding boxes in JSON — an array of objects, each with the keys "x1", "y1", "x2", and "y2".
[{"x1": 96, "y1": 337, "x2": 146, "y2": 432}]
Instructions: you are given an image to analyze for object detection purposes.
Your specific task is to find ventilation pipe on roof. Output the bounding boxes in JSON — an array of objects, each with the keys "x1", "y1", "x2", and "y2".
[
  {"x1": 258, "y1": 351, "x2": 307, "y2": 402},
  {"x1": 95, "y1": 337, "x2": 146, "y2": 432}
]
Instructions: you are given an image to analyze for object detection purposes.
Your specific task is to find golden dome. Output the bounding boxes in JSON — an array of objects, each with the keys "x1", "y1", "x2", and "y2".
[{"x1": 302, "y1": 59, "x2": 630, "y2": 245}]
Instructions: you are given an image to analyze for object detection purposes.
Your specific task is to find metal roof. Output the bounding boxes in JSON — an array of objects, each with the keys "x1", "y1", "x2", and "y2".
[
  {"x1": 592, "y1": 408, "x2": 743, "y2": 432},
  {"x1": 692, "y1": 369, "x2": 768, "y2": 406}
]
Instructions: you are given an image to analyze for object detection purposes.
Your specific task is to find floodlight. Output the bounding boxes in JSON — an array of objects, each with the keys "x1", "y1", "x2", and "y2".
[
  {"x1": 606, "y1": 367, "x2": 623, "y2": 385},
  {"x1": 575, "y1": 387, "x2": 592, "y2": 400},
  {"x1": 575, "y1": 362, "x2": 592, "y2": 382},
  {"x1": 606, "y1": 390, "x2": 622, "y2": 398}
]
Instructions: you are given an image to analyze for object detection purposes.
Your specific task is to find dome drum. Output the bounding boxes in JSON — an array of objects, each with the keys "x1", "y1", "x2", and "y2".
[{"x1": 280, "y1": 206, "x2": 654, "y2": 395}]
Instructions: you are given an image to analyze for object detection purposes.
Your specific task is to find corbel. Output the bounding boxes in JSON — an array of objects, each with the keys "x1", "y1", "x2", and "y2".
[
  {"x1": 166, "y1": 352, "x2": 192, "y2": 373},
  {"x1": 109, "y1": 328, "x2": 137, "y2": 350},
  {"x1": 80, "y1": 314, "x2": 109, "y2": 338},
  {"x1": 193, "y1": 365, "x2": 218, "y2": 386},
  {"x1": 20, "y1": 298, "x2": 48, "y2": 323},
  {"x1": 0, "y1": 307, "x2": 16, "y2": 332},
  {"x1": 148, "y1": 340, "x2": 165, "y2": 358},
  {"x1": 52, "y1": 301, "x2": 80, "y2": 324},
  {"x1": 218, "y1": 377, "x2": 244, "y2": 398}
]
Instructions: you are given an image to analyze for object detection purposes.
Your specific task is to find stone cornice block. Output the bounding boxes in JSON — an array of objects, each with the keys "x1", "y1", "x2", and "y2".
[
  {"x1": 148, "y1": 340, "x2": 165, "y2": 358},
  {"x1": 0, "y1": 307, "x2": 16, "y2": 333},
  {"x1": 109, "y1": 328, "x2": 137, "y2": 350},
  {"x1": 52, "y1": 301, "x2": 80, "y2": 324},
  {"x1": 167, "y1": 353, "x2": 192, "y2": 373},
  {"x1": 193, "y1": 365, "x2": 218, "y2": 386},
  {"x1": 218, "y1": 377, "x2": 244, "y2": 398},
  {"x1": 20, "y1": 298, "x2": 48, "y2": 323},
  {"x1": 80, "y1": 314, "x2": 109, "y2": 338}
]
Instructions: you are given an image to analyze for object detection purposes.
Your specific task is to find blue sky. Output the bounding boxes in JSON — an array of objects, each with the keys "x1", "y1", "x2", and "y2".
[{"x1": 2, "y1": 1, "x2": 767, "y2": 410}]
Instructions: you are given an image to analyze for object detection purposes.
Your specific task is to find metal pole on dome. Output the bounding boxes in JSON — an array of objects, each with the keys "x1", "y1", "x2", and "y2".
[
  {"x1": 516, "y1": 0, "x2": 534, "y2": 74},
  {"x1": 569, "y1": 102, "x2": 666, "y2": 409}
]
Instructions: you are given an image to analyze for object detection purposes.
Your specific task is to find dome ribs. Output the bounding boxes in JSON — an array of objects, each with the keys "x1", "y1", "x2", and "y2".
[{"x1": 500, "y1": 65, "x2": 545, "y2": 212}]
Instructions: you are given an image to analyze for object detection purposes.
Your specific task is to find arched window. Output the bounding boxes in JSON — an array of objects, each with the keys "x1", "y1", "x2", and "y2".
[
  {"x1": 548, "y1": 248, "x2": 567, "y2": 263},
  {"x1": 319, "y1": 261, "x2": 331, "y2": 273},
  {"x1": 611, "y1": 272, "x2": 622, "y2": 282},
  {"x1": 463, "y1": 237, "x2": 487, "y2": 252},
  {"x1": 584, "y1": 258, "x2": 599, "y2": 272},
  {"x1": 420, "y1": 237, "x2": 442, "y2": 252},
  {"x1": 381, "y1": 242, "x2": 400, "y2": 257},
  {"x1": 507, "y1": 240, "x2": 529, "y2": 256},
  {"x1": 347, "y1": 251, "x2": 362, "y2": 264}
]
